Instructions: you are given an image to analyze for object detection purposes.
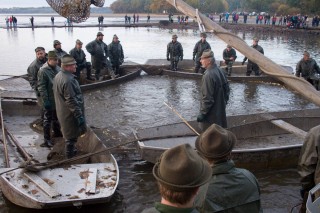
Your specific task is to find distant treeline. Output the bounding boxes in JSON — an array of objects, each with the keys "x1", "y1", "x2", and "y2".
[{"x1": 0, "y1": 7, "x2": 112, "y2": 14}]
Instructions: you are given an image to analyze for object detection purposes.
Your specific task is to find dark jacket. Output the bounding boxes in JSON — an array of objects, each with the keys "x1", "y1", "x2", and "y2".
[
  {"x1": 167, "y1": 41, "x2": 183, "y2": 59},
  {"x1": 53, "y1": 69, "x2": 85, "y2": 139},
  {"x1": 142, "y1": 202, "x2": 199, "y2": 213},
  {"x1": 223, "y1": 48, "x2": 237, "y2": 63},
  {"x1": 37, "y1": 62, "x2": 60, "y2": 110},
  {"x1": 200, "y1": 64, "x2": 229, "y2": 128},
  {"x1": 195, "y1": 160, "x2": 262, "y2": 213},
  {"x1": 193, "y1": 40, "x2": 211, "y2": 61},
  {"x1": 243, "y1": 44, "x2": 264, "y2": 63},
  {"x1": 27, "y1": 58, "x2": 47, "y2": 95},
  {"x1": 296, "y1": 58, "x2": 320, "y2": 79},
  {"x1": 108, "y1": 41, "x2": 124, "y2": 66},
  {"x1": 69, "y1": 47, "x2": 87, "y2": 66},
  {"x1": 86, "y1": 39, "x2": 108, "y2": 70},
  {"x1": 54, "y1": 48, "x2": 67, "y2": 59}
]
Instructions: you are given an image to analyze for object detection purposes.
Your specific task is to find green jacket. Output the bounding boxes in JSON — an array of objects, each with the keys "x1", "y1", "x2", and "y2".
[
  {"x1": 200, "y1": 64, "x2": 229, "y2": 128},
  {"x1": 27, "y1": 58, "x2": 47, "y2": 96},
  {"x1": 142, "y1": 202, "x2": 199, "y2": 213},
  {"x1": 298, "y1": 125, "x2": 320, "y2": 191},
  {"x1": 193, "y1": 40, "x2": 211, "y2": 61},
  {"x1": 86, "y1": 39, "x2": 108, "y2": 70},
  {"x1": 243, "y1": 45, "x2": 264, "y2": 64},
  {"x1": 37, "y1": 62, "x2": 60, "y2": 109},
  {"x1": 53, "y1": 48, "x2": 68, "y2": 59},
  {"x1": 108, "y1": 41, "x2": 124, "y2": 66},
  {"x1": 53, "y1": 69, "x2": 85, "y2": 140},
  {"x1": 195, "y1": 160, "x2": 262, "y2": 213},
  {"x1": 69, "y1": 47, "x2": 87, "y2": 66},
  {"x1": 167, "y1": 41, "x2": 183, "y2": 59},
  {"x1": 296, "y1": 58, "x2": 320, "y2": 80},
  {"x1": 223, "y1": 48, "x2": 237, "y2": 63}
]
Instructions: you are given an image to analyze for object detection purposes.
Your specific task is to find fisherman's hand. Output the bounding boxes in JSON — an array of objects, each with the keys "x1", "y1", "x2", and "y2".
[
  {"x1": 197, "y1": 113, "x2": 206, "y2": 122},
  {"x1": 44, "y1": 100, "x2": 51, "y2": 110},
  {"x1": 242, "y1": 61, "x2": 245, "y2": 65},
  {"x1": 167, "y1": 57, "x2": 170, "y2": 61}
]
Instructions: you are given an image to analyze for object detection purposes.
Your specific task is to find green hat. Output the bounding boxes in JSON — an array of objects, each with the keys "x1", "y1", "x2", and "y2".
[
  {"x1": 35, "y1": 47, "x2": 45, "y2": 53},
  {"x1": 153, "y1": 144, "x2": 211, "y2": 192},
  {"x1": 200, "y1": 32, "x2": 207, "y2": 38},
  {"x1": 172, "y1": 34, "x2": 178, "y2": 39},
  {"x1": 97, "y1": 32, "x2": 104, "y2": 36},
  {"x1": 53, "y1": 40, "x2": 61, "y2": 46},
  {"x1": 61, "y1": 54, "x2": 76, "y2": 66},
  {"x1": 303, "y1": 51, "x2": 310, "y2": 57},
  {"x1": 200, "y1": 49, "x2": 214, "y2": 59},
  {"x1": 76, "y1": 39, "x2": 83, "y2": 45},
  {"x1": 195, "y1": 124, "x2": 236, "y2": 160},
  {"x1": 47, "y1": 51, "x2": 57, "y2": 59}
]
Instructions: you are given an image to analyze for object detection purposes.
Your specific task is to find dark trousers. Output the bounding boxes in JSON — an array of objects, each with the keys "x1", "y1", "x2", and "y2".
[
  {"x1": 194, "y1": 60, "x2": 205, "y2": 73},
  {"x1": 76, "y1": 62, "x2": 92, "y2": 79},
  {"x1": 225, "y1": 61, "x2": 233, "y2": 76},
  {"x1": 43, "y1": 109, "x2": 61, "y2": 141},
  {"x1": 112, "y1": 64, "x2": 120, "y2": 75},
  {"x1": 246, "y1": 62, "x2": 260, "y2": 76},
  {"x1": 170, "y1": 56, "x2": 180, "y2": 71}
]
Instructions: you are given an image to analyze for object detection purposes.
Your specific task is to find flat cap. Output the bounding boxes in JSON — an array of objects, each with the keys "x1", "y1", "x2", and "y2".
[
  {"x1": 47, "y1": 51, "x2": 57, "y2": 59},
  {"x1": 303, "y1": 51, "x2": 310, "y2": 57},
  {"x1": 97, "y1": 32, "x2": 104, "y2": 36},
  {"x1": 76, "y1": 39, "x2": 83, "y2": 45},
  {"x1": 53, "y1": 40, "x2": 61, "y2": 46},
  {"x1": 200, "y1": 49, "x2": 214, "y2": 59},
  {"x1": 172, "y1": 34, "x2": 178, "y2": 39},
  {"x1": 61, "y1": 54, "x2": 76, "y2": 66},
  {"x1": 35, "y1": 47, "x2": 45, "y2": 52}
]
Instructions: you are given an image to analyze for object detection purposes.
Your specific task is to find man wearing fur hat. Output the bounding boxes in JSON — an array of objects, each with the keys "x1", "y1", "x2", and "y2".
[
  {"x1": 142, "y1": 144, "x2": 211, "y2": 213},
  {"x1": 193, "y1": 32, "x2": 211, "y2": 74},
  {"x1": 108, "y1": 34, "x2": 124, "y2": 75},
  {"x1": 53, "y1": 54, "x2": 87, "y2": 158},
  {"x1": 242, "y1": 37, "x2": 264, "y2": 76},
  {"x1": 167, "y1": 34, "x2": 183, "y2": 71},
  {"x1": 37, "y1": 51, "x2": 62, "y2": 147},
  {"x1": 195, "y1": 124, "x2": 262, "y2": 212},
  {"x1": 197, "y1": 49, "x2": 229, "y2": 130}
]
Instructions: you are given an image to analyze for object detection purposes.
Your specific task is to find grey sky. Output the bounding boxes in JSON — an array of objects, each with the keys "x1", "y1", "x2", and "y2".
[{"x1": 0, "y1": 0, "x2": 116, "y2": 8}]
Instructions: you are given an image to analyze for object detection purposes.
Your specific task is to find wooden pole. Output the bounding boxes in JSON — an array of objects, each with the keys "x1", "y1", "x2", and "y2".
[
  {"x1": 165, "y1": 0, "x2": 320, "y2": 107},
  {"x1": 0, "y1": 98, "x2": 10, "y2": 167}
]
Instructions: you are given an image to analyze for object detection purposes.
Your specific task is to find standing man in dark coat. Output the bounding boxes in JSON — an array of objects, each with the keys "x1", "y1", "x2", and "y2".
[
  {"x1": 86, "y1": 32, "x2": 110, "y2": 80},
  {"x1": 53, "y1": 40, "x2": 67, "y2": 65},
  {"x1": 53, "y1": 55, "x2": 87, "y2": 158},
  {"x1": 296, "y1": 51, "x2": 320, "y2": 90},
  {"x1": 197, "y1": 50, "x2": 229, "y2": 131},
  {"x1": 37, "y1": 51, "x2": 62, "y2": 147},
  {"x1": 193, "y1": 32, "x2": 211, "y2": 73},
  {"x1": 242, "y1": 37, "x2": 264, "y2": 76},
  {"x1": 223, "y1": 44, "x2": 237, "y2": 76},
  {"x1": 69, "y1": 39, "x2": 93, "y2": 80},
  {"x1": 167, "y1": 34, "x2": 183, "y2": 71},
  {"x1": 108, "y1": 34, "x2": 124, "y2": 75}
]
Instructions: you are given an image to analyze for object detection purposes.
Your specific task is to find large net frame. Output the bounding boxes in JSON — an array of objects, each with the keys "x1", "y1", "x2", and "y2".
[{"x1": 46, "y1": 0, "x2": 105, "y2": 23}]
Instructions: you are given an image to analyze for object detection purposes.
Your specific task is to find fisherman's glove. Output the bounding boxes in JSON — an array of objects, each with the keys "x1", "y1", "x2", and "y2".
[
  {"x1": 44, "y1": 100, "x2": 51, "y2": 110},
  {"x1": 197, "y1": 113, "x2": 206, "y2": 122},
  {"x1": 167, "y1": 57, "x2": 170, "y2": 61}
]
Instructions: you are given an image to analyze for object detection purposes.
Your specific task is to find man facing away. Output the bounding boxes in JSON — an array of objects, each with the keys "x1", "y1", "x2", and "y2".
[
  {"x1": 223, "y1": 44, "x2": 237, "y2": 76},
  {"x1": 37, "y1": 51, "x2": 62, "y2": 147},
  {"x1": 142, "y1": 143, "x2": 211, "y2": 213},
  {"x1": 166, "y1": 34, "x2": 183, "y2": 71},
  {"x1": 296, "y1": 51, "x2": 320, "y2": 90},
  {"x1": 195, "y1": 124, "x2": 262, "y2": 213},
  {"x1": 108, "y1": 34, "x2": 124, "y2": 75},
  {"x1": 53, "y1": 55, "x2": 87, "y2": 158},
  {"x1": 197, "y1": 50, "x2": 230, "y2": 131},
  {"x1": 193, "y1": 32, "x2": 211, "y2": 74},
  {"x1": 242, "y1": 37, "x2": 264, "y2": 76}
]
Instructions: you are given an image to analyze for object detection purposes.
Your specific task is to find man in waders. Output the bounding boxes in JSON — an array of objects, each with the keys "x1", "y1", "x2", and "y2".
[
  {"x1": 223, "y1": 44, "x2": 237, "y2": 76},
  {"x1": 193, "y1": 32, "x2": 211, "y2": 73},
  {"x1": 166, "y1": 34, "x2": 183, "y2": 71},
  {"x1": 242, "y1": 37, "x2": 264, "y2": 76}
]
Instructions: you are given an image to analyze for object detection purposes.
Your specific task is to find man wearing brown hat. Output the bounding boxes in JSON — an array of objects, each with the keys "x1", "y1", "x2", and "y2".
[
  {"x1": 242, "y1": 37, "x2": 264, "y2": 76},
  {"x1": 37, "y1": 51, "x2": 62, "y2": 147},
  {"x1": 296, "y1": 51, "x2": 320, "y2": 90},
  {"x1": 166, "y1": 34, "x2": 183, "y2": 71},
  {"x1": 108, "y1": 34, "x2": 124, "y2": 75},
  {"x1": 197, "y1": 49, "x2": 229, "y2": 130},
  {"x1": 53, "y1": 54, "x2": 87, "y2": 158},
  {"x1": 195, "y1": 124, "x2": 262, "y2": 212},
  {"x1": 142, "y1": 144, "x2": 211, "y2": 213},
  {"x1": 69, "y1": 39, "x2": 94, "y2": 81},
  {"x1": 223, "y1": 44, "x2": 237, "y2": 76},
  {"x1": 193, "y1": 32, "x2": 211, "y2": 73},
  {"x1": 86, "y1": 32, "x2": 110, "y2": 80},
  {"x1": 53, "y1": 40, "x2": 67, "y2": 65}
]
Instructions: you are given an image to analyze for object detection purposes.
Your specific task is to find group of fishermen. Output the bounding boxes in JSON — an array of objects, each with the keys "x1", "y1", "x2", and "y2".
[{"x1": 26, "y1": 31, "x2": 124, "y2": 158}]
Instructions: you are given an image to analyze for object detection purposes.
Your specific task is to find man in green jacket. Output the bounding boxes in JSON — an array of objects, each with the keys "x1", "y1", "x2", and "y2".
[
  {"x1": 53, "y1": 40, "x2": 67, "y2": 66},
  {"x1": 53, "y1": 55, "x2": 87, "y2": 158},
  {"x1": 167, "y1": 34, "x2": 183, "y2": 71},
  {"x1": 108, "y1": 34, "x2": 124, "y2": 75},
  {"x1": 296, "y1": 51, "x2": 320, "y2": 90},
  {"x1": 242, "y1": 37, "x2": 264, "y2": 76},
  {"x1": 223, "y1": 44, "x2": 237, "y2": 76},
  {"x1": 142, "y1": 144, "x2": 211, "y2": 213},
  {"x1": 37, "y1": 51, "x2": 62, "y2": 147},
  {"x1": 195, "y1": 124, "x2": 262, "y2": 213},
  {"x1": 197, "y1": 50, "x2": 229, "y2": 131},
  {"x1": 193, "y1": 32, "x2": 211, "y2": 73}
]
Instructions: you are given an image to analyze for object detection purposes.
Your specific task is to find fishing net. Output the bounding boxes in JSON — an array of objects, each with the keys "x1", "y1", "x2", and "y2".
[{"x1": 46, "y1": 0, "x2": 105, "y2": 23}]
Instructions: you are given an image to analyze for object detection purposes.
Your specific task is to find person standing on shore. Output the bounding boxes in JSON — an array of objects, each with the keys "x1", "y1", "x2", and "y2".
[
  {"x1": 108, "y1": 34, "x2": 124, "y2": 75},
  {"x1": 133, "y1": 13, "x2": 136, "y2": 24},
  {"x1": 223, "y1": 44, "x2": 237, "y2": 76},
  {"x1": 37, "y1": 51, "x2": 62, "y2": 148},
  {"x1": 5, "y1": 17, "x2": 9, "y2": 28},
  {"x1": 53, "y1": 54, "x2": 87, "y2": 159},
  {"x1": 12, "y1": 16, "x2": 17, "y2": 28},
  {"x1": 278, "y1": 15, "x2": 283, "y2": 25},
  {"x1": 193, "y1": 32, "x2": 211, "y2": 73},
  {"x1": 147, "y1": 14, "x2": 150, "y2": 22},
  {"x1": 9, "y1": 16, "x2": 12, "y2": 27},
  {"x1": 242, "y1": 37, "x2": 264, "y2": 76},
  {"x1": 244, "y1": 13, "x2": 248, "y2": 23},
  {"x1": 167, "y1": 34, "x2": 183, "y2": 71},
  {"x1": 30, "y1": 16, "x2": 34, "y2": 27},
  {"x1": 272, "y1": 15, "x2": 277, "y2": 26},
  {"x1": 125, "y1": 14, "x2": 128, "y2": 24},
  {"x1": 197, "y1": 50, "x2": 229, "y2": 130},
  {"x1": 296, "y1": 51, "x2": 320, "y2": 90},
  {"x1": 137, "y1": 14, "x2": 139, "y2": 23},
  {"x1": 51, "y1": 16, "x2": 54, "y2": 25}
]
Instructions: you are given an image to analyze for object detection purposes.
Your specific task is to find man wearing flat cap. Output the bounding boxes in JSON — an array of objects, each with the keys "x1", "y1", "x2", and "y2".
[
  {"x1": 142, "y1": 144, "x2": 211, "y2": 213},
  {"x1": 86, "y1": 32, "x2": 111, "y2": 80},
  {"x1": 37, "y1": 51, "x2": 62, "y2": 148},
  {"x1": 197, "y1": 49, "x2": 229, "y2": 131},
  {"x1": 223, "y1": 44, "x2": 237, "y2": 76},
  {"x1": 193, "y1": 32, "x2": 211, "y2": 73},
  {"x1": 167, "y1": 34, "x2": 183, "y2": 71},
  {"x1": 195, "y1": 124, "x2": 262, "y2": 212},
  {"x1": 53, "y1": 54, "x2": 87, "y2": 158},
  {"x1": 242, "y1": 37, "x2": 264, "y2": 76},
  {"x1": 69, "y1": 39, "x2": 94, "y2": 81},
  {"x1": 108, "y1": 34, "x2": 124, "y2": 75},
  {"x1": 53, "y1": 40, "x2": 67, "y2": 65},
  {"x1": 296, "y1": 51, "x2": 320, "y2": 90}
]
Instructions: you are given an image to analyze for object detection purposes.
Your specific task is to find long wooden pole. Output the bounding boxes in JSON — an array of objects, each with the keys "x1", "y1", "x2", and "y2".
[
  {"x1": 166, "y1": 0, "x2": 320, "y2": 107},
  {"x1": 0, "y1": 98, "x2": 10, "y2": 167}
]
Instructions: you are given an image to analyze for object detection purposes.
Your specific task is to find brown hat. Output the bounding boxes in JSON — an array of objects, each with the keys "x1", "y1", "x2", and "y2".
[
  {"x1": 47, "y1": 51, "x2": 57, "y2": 59},
  {"x1": 200, "y1": 49, "x2": 214, "y2": 59},
  {"x1": 153, "y1": 144, "x2": 211, "y2": 192},
  {"x1": 227, "y1": 44, "x2": 232, "y2": 48},
  {"x1": 35, "y1": 47, "x2": 45, "y2": 53},
  {"x1": 76, "y1": 39, "x2": 83, "y2": 45},
  {"x1": 172, "y1": 34, "x2": 178, "y2": 39},
  {"x1": 200, "y1": 32, "x2": 207, "y2": 38},
  {"x1": 61, "y1": 54, "x2": 76, "y2": 66},
  {"x1": 53, "y1": 40, "x2": 61, "y2": 46},
  {"x1": 253, "y1": 37, "x2": 259, "y2": 42},
  {"x1": 303, "y1": 51, "x2": 310, "y2": 57},
  {"x1": 195, "y1": 124, "x2": 236, "y2": 159},
  {"x1": 97, "y1": 32, "x2": 104, "y2": 36}
]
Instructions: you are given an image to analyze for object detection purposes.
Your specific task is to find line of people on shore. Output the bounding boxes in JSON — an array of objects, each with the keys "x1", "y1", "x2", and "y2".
[
  {"x1": 4, "y1": 16, "x2": 18, "y2": 28},
  {"x1": 124, "y1": 13, "x2": 143, "y2": 24}
]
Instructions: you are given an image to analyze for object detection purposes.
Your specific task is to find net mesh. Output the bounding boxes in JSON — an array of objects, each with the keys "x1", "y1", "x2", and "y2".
[{"x1": 46, "y1": 0, "x2": 105, "y2": 23}]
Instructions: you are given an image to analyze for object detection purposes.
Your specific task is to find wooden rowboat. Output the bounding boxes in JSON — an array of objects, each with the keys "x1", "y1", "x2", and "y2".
[
  {"x1": 0, "y1": 77, "x2": 119, "y2": 209},
  {"x1": 135, "y1": 108, "x2": 320, "y2": 171}
]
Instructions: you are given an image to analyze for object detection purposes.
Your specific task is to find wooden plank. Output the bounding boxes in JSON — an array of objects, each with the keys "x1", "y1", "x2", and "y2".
[
  {"x1": 85, "y1": 168, "x2": 97, "y2": 194},
  {"x1": 24, "y1": 172, "x2": 60, "y2": 198},
  {"x1": 270, "y1": 119, "x2": 307, "y2": 139}
]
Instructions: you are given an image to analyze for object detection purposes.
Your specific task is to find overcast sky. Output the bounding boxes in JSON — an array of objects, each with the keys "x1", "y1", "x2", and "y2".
[{"x1": 0, "y1": 0, "x2": 116, "y2": 8}]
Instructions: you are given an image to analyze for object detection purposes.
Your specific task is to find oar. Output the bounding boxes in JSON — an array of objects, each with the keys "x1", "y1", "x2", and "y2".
[{"x1": 163, "y1": 102, "x2": 200, "y2": 136}]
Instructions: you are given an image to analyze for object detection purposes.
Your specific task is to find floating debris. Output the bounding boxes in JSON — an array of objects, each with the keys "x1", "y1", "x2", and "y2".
[
  {"x1": 43, "y1": 178, "x2": 55, "y2": 186},
  {"x1": 22, "y1": 185, "x2": 29, "y2": 189},
  {"x1": 31, "y1": 189, "x2": 39, "y2": 195},
  {"x1": 77, "y1": 188, "x2": 85, "y2": 193},
  {"x1": 68, "y1": 195, "x2": 80, "y2": 199}
]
